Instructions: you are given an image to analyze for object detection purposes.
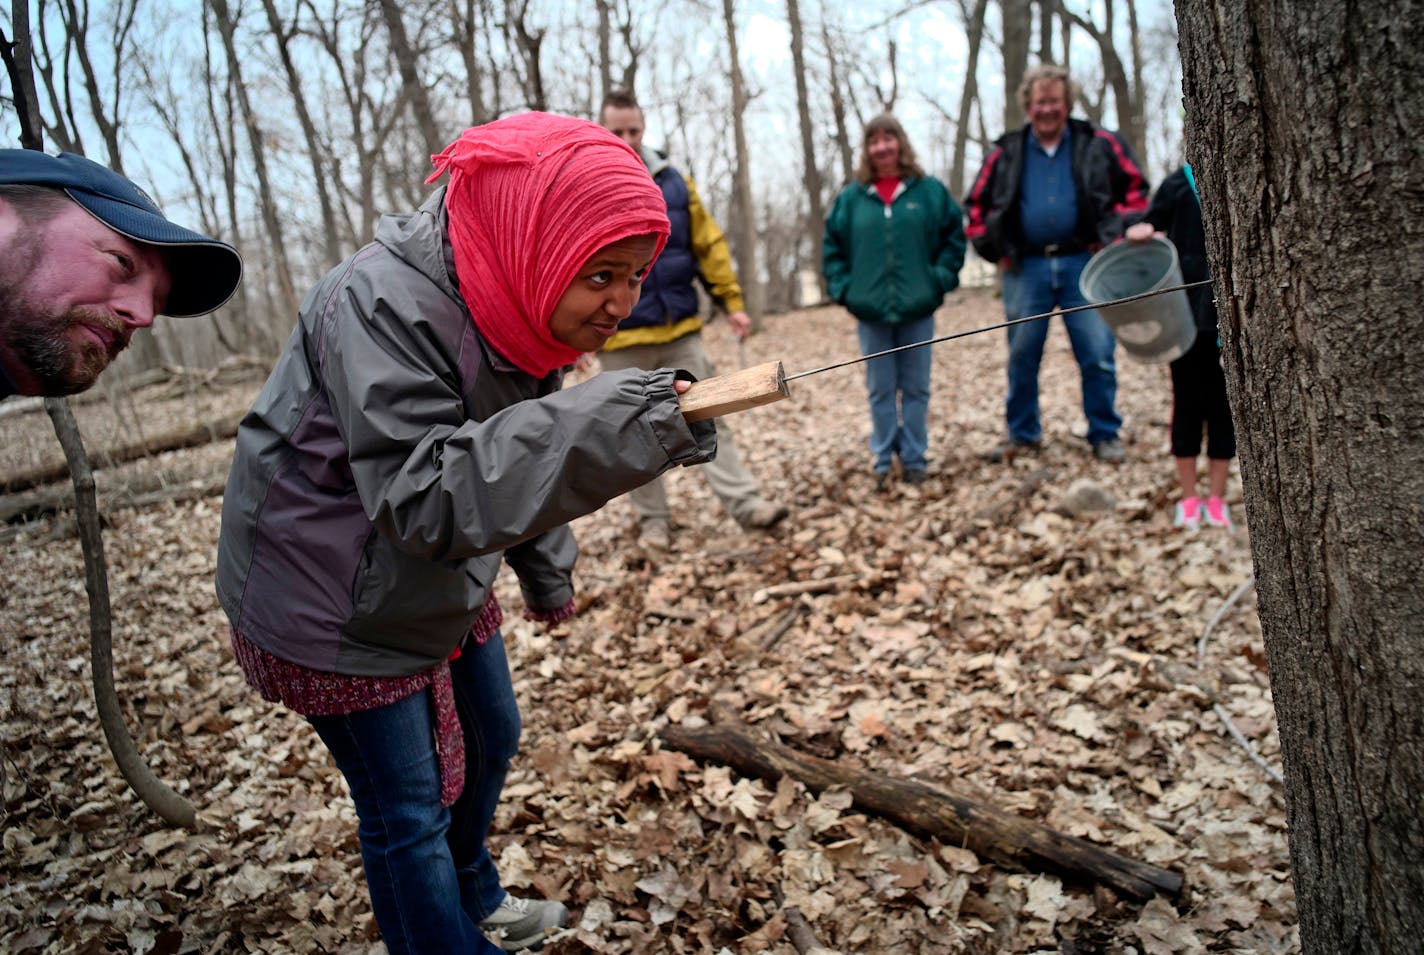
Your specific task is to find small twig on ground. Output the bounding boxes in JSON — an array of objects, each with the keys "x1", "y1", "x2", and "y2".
[
  {"x1": 1196, "y1": 576, "x2": 1283, "y2": 787},
  {"x1": 784, "y1": 905, "x2": 836, "y2": 954},
  {"x1": 759, "y1": 601, "x2": 807, "y2": 652},
  {"x1": 752, "y1": 574, "x2": 858, "y2": 604}
]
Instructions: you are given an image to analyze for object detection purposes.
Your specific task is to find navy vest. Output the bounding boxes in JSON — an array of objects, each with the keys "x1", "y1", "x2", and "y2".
[{"x1": 624, "y1": 165, "x2": 699, "y2": 328}]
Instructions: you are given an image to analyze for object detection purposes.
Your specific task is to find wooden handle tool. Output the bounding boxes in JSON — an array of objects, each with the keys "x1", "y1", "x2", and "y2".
[{"x1": 678, "y1": 360, "x2": 790, "y2": 422}]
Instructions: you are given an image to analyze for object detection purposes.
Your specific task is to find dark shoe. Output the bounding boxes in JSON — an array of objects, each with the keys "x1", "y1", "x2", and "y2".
[
  {"x1": 904, "y1": 468, "x2": 928, "y2": 485},
  {"x1": 739, "y1": 500, "x2": 789, "y2": 530},
  {"x1": 987, "y1": 438, "x2": 1041, "y2": 463},
  {"x1": 1092, "y1": 439, "x2": 1126, "y2": 463},
  {"x1": 480, "y1": 894, "x2": 568, "y2": 951},
  {"x1": 874, "y1": 471, "x2": 891, "y2": 492}
]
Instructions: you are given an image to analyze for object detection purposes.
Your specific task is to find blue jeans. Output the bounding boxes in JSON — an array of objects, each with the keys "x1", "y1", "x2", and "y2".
[
  {"x1": 309, "y1": 633, "x2": 520, "y2": 954},
  {"x1": 1001, "y1": 253, "x2": 1121, "y2": 445},
  {"x1": 857, "y1": 315, "x2": 935, "y2": 473}
]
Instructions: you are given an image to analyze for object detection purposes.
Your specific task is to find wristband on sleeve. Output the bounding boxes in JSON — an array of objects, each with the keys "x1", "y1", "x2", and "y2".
[{"x1": 524, "y1": 598, "x2": 577, "y2": 626}]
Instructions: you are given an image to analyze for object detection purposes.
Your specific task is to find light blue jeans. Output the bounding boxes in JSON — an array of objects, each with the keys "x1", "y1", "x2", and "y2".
[
  {"x1": 1001, "y1": 253, "x2": 1121, "y2": 445},
  {"x1": 309, "y1": 633, "x2": 519, "y2": 954},
  {"x1": 856, "y1": 315, "x2": 935, "y2": 474}
]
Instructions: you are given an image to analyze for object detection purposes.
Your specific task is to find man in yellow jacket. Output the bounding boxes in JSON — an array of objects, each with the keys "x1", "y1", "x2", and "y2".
[{"x1": 597, "y1": 90, "x2": 787, "y2": 549}]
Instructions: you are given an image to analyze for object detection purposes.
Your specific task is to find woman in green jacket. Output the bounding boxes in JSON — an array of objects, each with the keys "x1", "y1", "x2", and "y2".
[{"x1": 822, "y1": 114, "x2": 966, "y2": 489}]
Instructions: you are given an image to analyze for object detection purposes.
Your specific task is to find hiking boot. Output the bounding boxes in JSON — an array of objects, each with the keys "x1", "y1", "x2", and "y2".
[
  {"x1": 479, "y1": 894, "x2": 568, "y2": 951},
  {"x1": 904, "y1": 468, "x2": 928, "y2": 485},
  {"x1": 1204, "y1": 496, "x2": 1233, "y2": 530},
  {"x1": 1092, "y1": 439, "x2": 1126, "y2": 463},
  {"x1": 1174, "y1": 497, "x2": 1201, "y2": 531},
  {"x1": 640, "y1": 518, "x2": 671, "y2": 550},
  {"x1": 987, "y1": 438, "x2": 1041, "y2": 463},
  {"x1": 739, "y1": 500, "x2": 789, "y2": 530},
  {"x1": 874, "y1": 471, "x2": 891, "y2": 492}
]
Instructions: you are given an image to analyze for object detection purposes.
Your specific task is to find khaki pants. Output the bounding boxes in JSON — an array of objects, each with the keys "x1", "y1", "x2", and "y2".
[{"x1": 597, "y1": 331, "x2": 763, "y2": 525}]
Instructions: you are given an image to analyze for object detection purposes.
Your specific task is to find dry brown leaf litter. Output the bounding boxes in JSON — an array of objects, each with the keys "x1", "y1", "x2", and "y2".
[{"x1": 0, "y1": 287, "x2": 1295, "y2": 954}]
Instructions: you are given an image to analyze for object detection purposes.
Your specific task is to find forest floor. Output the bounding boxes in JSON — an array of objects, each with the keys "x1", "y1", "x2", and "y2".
[{"x1": 0, "y1": 286, "x2": 1296, "y2": 954}]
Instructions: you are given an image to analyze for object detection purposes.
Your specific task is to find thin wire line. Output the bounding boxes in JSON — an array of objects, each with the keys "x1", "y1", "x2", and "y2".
[{"x1": 784, "y1": 278, "x2": 1213, "y2": 382}]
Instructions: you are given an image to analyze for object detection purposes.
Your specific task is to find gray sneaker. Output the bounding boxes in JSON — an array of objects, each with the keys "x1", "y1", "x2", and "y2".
[
  {"x1": 639, "y1": 517, "x2": 672, "y2": 550},
  {"x1": 738, "y1": 500, "x2": 789, "y2": 530},
  {"x1": 479, "y1": 894, "x2": 568, "y2": 951},
  {"x1": 1092, "y1": 439, "x2": 1126, "y2": 463}
]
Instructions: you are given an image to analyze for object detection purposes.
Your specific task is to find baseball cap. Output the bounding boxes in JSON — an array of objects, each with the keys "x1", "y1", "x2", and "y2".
[{"x1": 0, "y1": 149, "x2": 243, "y2": 317}]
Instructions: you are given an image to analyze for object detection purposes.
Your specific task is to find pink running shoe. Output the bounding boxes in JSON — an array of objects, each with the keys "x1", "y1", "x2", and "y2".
[
  {"x1": 1204, "y1": 496, "x2": 1233, "y2": 530},
  {"x1": 1174, "y1": 497, "x2": 1201, "y2": 530}
]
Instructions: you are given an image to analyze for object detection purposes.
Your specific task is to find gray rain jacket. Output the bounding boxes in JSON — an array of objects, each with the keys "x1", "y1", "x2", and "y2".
[{"x1": 216, "y1": 187, "x2": 716, "y2": 677}]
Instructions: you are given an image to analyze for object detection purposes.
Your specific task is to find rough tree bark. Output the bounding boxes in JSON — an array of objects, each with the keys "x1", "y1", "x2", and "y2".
[{"x1": 1177, "y1": 3, "x2": 1424, "y2": 951}]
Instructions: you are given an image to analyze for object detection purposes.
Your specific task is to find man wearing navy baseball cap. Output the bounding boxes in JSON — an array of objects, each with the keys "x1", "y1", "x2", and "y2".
[{"x1": 0, "y1": 150, "x2": 243, "y2": 398}]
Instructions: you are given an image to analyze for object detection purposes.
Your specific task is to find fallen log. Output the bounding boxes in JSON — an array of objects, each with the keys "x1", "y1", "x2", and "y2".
[
  {"x1": 660, "y1": 709, "x2": 1182, "y2": 902},
  {"x1": 1, "y1": 468, "x2": 227, "y2": 525},
  {"x1": 1, "y1": 413, "x2": 240, "y2": 495}
]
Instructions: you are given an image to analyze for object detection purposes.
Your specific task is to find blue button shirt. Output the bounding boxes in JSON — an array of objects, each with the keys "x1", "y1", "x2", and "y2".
[{"x1": 1018, "y1": 126, "x2": 1078, "y2": 249}]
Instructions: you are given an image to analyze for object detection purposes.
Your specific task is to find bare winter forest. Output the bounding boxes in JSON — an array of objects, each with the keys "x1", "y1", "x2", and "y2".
[
  {"x1": 5, "y1": 0, "x2": 1423, "y2": 951},
  {"x1": 0, "y1": 289, "x2": 1296, "y2": 953},
  {"x1": 0, "y1": 0, "x2": 1183, "y2": 382}
]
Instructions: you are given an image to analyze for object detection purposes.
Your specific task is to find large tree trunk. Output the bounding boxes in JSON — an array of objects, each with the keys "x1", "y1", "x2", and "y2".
[
  {"x1": 208, "y1": 0, "x2": 302, "y2": 329},
  {"x1": 821, "y1": 17, "x2": 854, "y2": 186},
  {"x1": 1035, "y1": 0, "x2": 1054, "y2": 62},
  {"x1": 720, "y1": 0, "x2": 763, "y2": 324},
  {"x1": 785, "y1": 0, "x2": 823, "y2": 293},
  {"x1": 451, "y1": 0, "x2": 491, "y2": 126},
  {"x1": 950, "y1": 0, "x2": 988, "y2": 198},
  {"x1": 375, "y1": 0, "x2": 445, "y2": 158},
  {"x1": 260, "y1": 0, "x2": 342, "y2": 266},
  {"x1": 504, "y1": 0, "x2": 548, "y2": 113},
  {"x1": 1177, "y1": 3, "x2": 1424, "y2": 951},
  {"x1": 1057, "y1": 0, "x2": 1147, "y2": 171},
  {"x1": 999, "y1": 0, "x2": 1031, "y2": 131}
]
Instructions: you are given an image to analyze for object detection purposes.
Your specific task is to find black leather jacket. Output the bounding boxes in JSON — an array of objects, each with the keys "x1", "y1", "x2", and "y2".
[{"x1": 964, "y1": 118, "x2": 1149, "y2": 263}]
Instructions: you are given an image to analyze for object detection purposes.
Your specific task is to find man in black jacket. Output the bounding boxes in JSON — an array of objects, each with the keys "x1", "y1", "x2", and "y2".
[
  {"x1": 964, "y1": 65, "x2": 1148, "y2": 463},
  {"x1": 0, "y1": 150, "x2": 240, "y2": 399}
]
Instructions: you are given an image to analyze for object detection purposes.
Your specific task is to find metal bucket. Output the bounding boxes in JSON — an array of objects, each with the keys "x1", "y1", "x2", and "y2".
[{"x1": 1079, "y1": 236, "x2": 1197, "y2": 364}]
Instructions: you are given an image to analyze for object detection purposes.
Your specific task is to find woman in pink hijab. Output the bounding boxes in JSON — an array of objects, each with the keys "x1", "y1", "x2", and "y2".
[{"x1": 216, "y1": 113, "x2": 716, "y2": 953}]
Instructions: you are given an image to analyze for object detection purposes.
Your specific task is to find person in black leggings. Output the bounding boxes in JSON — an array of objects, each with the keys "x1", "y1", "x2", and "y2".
[{"x1": 1126, "y1": 164, "x2": 1236, "y2": 530}]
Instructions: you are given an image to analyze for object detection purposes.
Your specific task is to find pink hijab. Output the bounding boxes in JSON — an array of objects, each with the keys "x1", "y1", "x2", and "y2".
[{"x1": 428, "y1": 112, "x2": 670, "y2": 377}]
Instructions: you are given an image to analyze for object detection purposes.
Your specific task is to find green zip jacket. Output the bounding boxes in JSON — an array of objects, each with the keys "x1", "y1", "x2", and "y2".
[{"x1": 822, "y1": 175, "x2": 966, "y2": 325}]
